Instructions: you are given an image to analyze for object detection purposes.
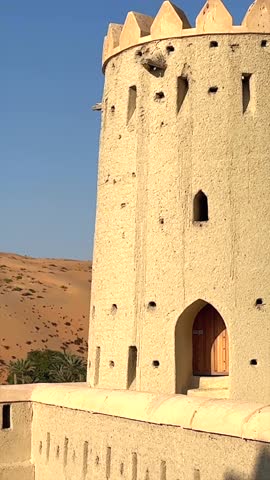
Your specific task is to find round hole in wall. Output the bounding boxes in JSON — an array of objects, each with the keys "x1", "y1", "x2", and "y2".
[
  {"x1": 111, "y1": 105, "x2": 115, "y2": 113},
  {"x1": 208, "y1": 86, "x2": 218, "y2": 94},
  {"x1": 109, "y1": 360, "x2": 115, "y2": 368},
  {"x1": 132, "y1": 172, "x2": 136, "y2": 177},
  {"x1": 148, "y1": 301, "x2": 156, "y2": 310},
  {"x1": 261, "y1": 40, "x2": 268, "y2": 47},
  {"x1": 159, "y1": 218, "x2": 164, "y2": 225},
  {"x1": 255, "y1": 298, "x2": 264, "y2": 307},
  {"x1": 136, "y1": 50, "x2": 143, "y2": 57},
  {"x1": 250, "y1": 359, "x2": 258, "y2": 366},
  {"x1": 210, "y1": 41, "x2": 218, "y2": 48},
  {"x1": 166, "y1": 45, "x2": 175, "y2": 54},
  {"x1": 154, "y1": 91, "x2": 165, "y2": 101},
  {"x1": 152, "y1": 360, "x2": 160, "y2": 368}
]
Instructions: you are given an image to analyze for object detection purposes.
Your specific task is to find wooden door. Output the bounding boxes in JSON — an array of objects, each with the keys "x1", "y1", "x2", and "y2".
[{"x1": 192, "y1": 304, "x2": 229, "y2": 375}]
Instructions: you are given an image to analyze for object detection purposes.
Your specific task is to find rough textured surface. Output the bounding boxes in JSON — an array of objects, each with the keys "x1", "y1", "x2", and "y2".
[
  {"x1": 196, "y1": 0, "x2": 233, "y2": 33},
  {"x1": 1, "y1": 385, "x2": 270, "y2": 442},
  {"x1": 243, "y1": 0, "x2": 270, "y2": 32},
  {"x1": 0, "y1": 402, "x2": 34, "y2": 479},
  {"x1": 102, "y1": 0, "x2": 270, "y2": 68},
  {"x1": 89, "y1": 32, "x2": 270, "y2": 403},
  {"x1": 151, "y1": 1, "x2": 191, "y2": 39},
  {"x1": 32, "y1": 402, "x2": 270, "y2": 480},
  {"x1": 0, "y1": 387, "x2": 270, "y2": 478}
]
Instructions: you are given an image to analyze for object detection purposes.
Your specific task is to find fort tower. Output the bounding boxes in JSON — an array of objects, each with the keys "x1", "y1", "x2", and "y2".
[
  {"x1": 88, "y1": 0, "x2": 270, "y2": 403},
  {"x1": 1, "y1": 3, "x2": 270, "y2": 479}
]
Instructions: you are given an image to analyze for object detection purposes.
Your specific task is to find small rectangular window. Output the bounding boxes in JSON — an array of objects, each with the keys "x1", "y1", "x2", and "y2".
[
  {"x1": 2, "y1": 404, "x2": 11, "y2": 429},
  {"x1": 242, "y1": 73, "x2": 252, "y2": 113}
]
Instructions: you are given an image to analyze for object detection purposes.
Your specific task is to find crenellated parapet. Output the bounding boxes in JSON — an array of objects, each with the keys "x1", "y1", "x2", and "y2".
[{"x1": 103, "y1": 0, "x2": 270, "y2": 69}]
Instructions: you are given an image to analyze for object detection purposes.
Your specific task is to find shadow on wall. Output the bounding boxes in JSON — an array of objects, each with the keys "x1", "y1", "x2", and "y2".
[{"x1": 224, "y1": 448, "x2": 270, "y2": 480}]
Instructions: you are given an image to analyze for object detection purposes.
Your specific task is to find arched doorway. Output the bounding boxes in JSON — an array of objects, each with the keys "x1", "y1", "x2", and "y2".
[{"x1": 192, "y1": 304, "x2": 229, "y2": 376}]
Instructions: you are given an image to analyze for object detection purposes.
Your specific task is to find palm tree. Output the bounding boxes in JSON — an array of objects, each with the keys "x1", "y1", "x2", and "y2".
[
  {"x1": 49, "y1": 352, "x2": 86, "y2": 383},
  {"x1": 8, "y1": 359, "x2": 35, "y2": 384}
]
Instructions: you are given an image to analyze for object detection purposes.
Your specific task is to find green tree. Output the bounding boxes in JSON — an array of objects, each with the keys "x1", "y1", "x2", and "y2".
[
  {"x1": 7, "y1": 350, "x2": 87, "y2": 384},
  {"x1": 27, "y1": 349, "x2": 60, "y2": 383},
  {"x1": 49, "y1": 352, "x2": 87, "y2": 383},
  {"x1": 8, "y1": 359, "x2": 35, "y2": 384}
]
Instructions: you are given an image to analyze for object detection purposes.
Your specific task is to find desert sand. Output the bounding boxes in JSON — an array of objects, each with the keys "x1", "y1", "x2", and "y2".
[{"x1": 0, "y1": 252, "x2": 91, "y2": 381}]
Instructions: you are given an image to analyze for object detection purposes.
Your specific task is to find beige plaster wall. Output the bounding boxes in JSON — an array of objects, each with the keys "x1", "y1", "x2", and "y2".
[
  {"x1": 32, "y1": 401, "x2": 270, "y2": 480},
  {"x1": 0, "y1": 402, "x2": 34, "y2": 479},
  {"x1": 0, "y1": 385, "x2": 269, "y2": 479},
  {"x1": 88, "y1": 33, "x2": 270, "y2": 403}
]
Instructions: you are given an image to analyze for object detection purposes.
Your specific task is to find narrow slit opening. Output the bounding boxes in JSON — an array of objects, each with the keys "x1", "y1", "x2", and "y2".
[
  {"x1": 127, "y1": 85, "x2": 137, "y2": 124},
  {"x1": 94, "y1": 347, "x2": 101, "y2": 386},
  {"x1": 193, "y1": 191, "x2": 209, "y2": 222},
  {"x1": 127, "y1": 346, "x2": 137, "y2": 389},
  {"x1": 177, "y1": 76, "x2": 189, "y2": 113},
  {"x1": 2, "y1": 404, "x2": 11, "y2": 429},
  {"x1": 242, "y1": 73, "x2": 251, "y2": 113}
]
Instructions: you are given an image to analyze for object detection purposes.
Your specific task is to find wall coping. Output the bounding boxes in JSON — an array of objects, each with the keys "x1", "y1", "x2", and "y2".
[
  {"x1": 102, "y1": 0, "x2": 270, "y2": 70},
  {"x1": 1, "y1": 384, "x2": 270, "y2": 443}
]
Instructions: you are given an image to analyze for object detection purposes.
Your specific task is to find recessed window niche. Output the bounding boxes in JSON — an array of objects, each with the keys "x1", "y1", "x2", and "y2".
[
  {"x1": 2, "y1": 404, "x2": 11, "y2": 430},
  {"x1": 127, "y1": 85, "x2": 137, "y2": 124},
  {"x1": 242, "y1": 73, "x2": 252, "y2": 113},
  {"x1": 193, "y1": 191, "x2": 209, "y2": 222},
  {"x1": 177, "y1": 76, "x2": 189, "y2": 113}
]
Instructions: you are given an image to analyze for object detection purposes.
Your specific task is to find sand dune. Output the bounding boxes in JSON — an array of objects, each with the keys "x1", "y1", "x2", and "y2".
[{"x1": 0, "y1": 252, "x2": 91, "y2": 381}]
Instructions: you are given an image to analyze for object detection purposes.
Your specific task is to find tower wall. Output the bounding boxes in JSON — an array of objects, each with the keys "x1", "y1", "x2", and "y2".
[{"x1": 88, "y1": 5, "x2": 270, "y2": 403}]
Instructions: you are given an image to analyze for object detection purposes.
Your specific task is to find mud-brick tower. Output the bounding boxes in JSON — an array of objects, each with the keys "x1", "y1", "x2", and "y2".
[{"x1": 88, "y1": 0, "x2": 270, "y2": 403}]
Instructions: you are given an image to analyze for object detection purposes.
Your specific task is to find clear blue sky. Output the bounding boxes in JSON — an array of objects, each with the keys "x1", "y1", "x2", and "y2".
[{"x1": 1, "y1": 0, "x2": 252, "y2": 260}]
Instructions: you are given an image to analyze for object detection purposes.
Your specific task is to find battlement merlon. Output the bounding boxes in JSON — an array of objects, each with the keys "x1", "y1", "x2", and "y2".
[{"x1": 102, "y1": 0, "x2": 270, "y2": 71}]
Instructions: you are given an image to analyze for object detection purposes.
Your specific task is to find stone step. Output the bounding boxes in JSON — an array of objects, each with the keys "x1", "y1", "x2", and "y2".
[
  {"x1": 189, "y1": 375, "x2": 229, "y2": 390},
  {"x1": 187, "y1": 388, "x2": 229, "y2": 399}
]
